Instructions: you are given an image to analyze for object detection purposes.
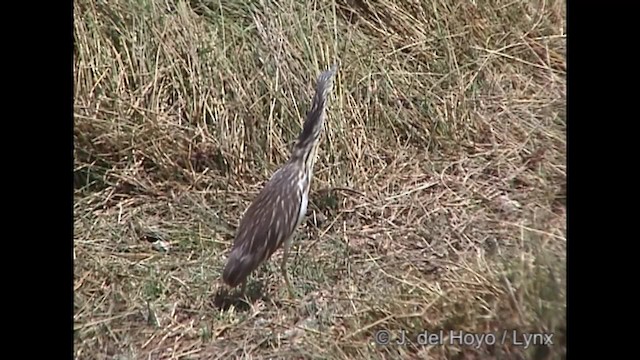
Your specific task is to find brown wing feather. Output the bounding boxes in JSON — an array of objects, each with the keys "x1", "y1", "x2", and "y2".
[{"x1": 222, "y1": 164, "x2": 303, "y2": 287}]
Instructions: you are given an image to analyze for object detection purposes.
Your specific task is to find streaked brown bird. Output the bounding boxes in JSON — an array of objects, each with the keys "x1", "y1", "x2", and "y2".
[{"x1": 222, "y1": 64, "x2": 338, "y2": 297}]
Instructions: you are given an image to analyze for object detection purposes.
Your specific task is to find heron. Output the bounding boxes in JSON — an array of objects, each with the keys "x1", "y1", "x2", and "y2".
[{"x1": 222, "y1": 64, "x2": 338, "y2": 297}]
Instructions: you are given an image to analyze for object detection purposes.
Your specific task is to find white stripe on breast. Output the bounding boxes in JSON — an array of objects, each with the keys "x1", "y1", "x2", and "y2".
[
  {"x1": 298, "y1": 190, "x2": 308, "y2": 227},
  {"x1": 297, "y1": 176, "x2": 308, "y2": 228}
]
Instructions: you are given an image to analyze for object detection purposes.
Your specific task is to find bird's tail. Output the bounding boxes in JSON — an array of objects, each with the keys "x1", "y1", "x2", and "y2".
[{"x1": 222, "y1": 247, "x2": 259, "y2": 288}]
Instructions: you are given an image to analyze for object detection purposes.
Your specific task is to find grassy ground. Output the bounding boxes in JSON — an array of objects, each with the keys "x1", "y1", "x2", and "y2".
[{"x1": 74, "y1": 0, "x2": 566, "y2": 359}]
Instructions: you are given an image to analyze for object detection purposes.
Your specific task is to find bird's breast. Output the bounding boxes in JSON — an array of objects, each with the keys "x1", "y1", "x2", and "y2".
[
  {"x1": 295, "y1": 172, "x2": 311, "y2": 227},
  {"x1": 297, "y1": 189, "x2": 309, "y2": 228}
]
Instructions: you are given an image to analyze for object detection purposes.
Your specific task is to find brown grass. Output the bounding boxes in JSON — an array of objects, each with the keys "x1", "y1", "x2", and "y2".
[{"x1": 74, "y1": 0, "x2": 566, "y2": 359}]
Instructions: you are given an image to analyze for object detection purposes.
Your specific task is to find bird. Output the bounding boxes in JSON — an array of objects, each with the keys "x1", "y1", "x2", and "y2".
[{"x1": 222, "y1": 64, "x2": 338, "y2": 297}]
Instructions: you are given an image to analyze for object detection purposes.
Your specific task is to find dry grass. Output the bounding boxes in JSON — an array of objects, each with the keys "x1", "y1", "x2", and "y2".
[{"x1": 73, "y1": 0, "x2": 566, "y2": 359}]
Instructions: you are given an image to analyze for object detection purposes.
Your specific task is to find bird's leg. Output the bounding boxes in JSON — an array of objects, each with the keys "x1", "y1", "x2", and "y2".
[
  {"x1": 241, "y1": 279, "x2": 247, "y2": 294},
  {"x1": 281, "y1": 236, "x2": 295, "y2": 298},
  {"x1": 240, "y1": 279, "x2": 252, "y2": 304}
]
